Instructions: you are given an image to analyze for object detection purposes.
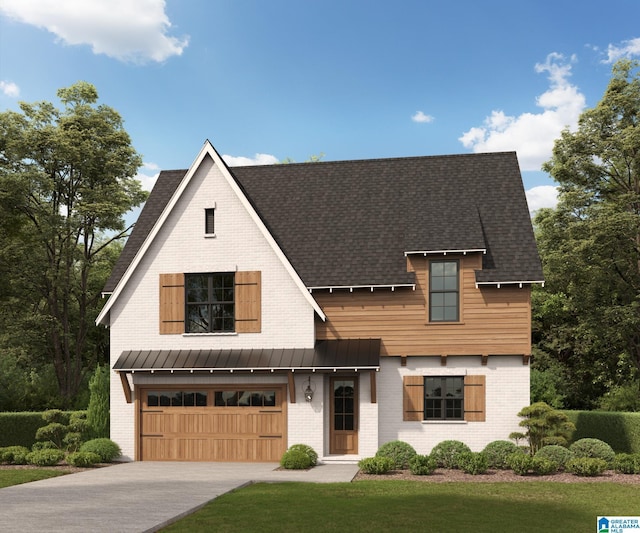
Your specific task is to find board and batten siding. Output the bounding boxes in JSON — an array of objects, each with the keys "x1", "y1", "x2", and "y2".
[{"x1": 314, "y1": 253, "x2": 532, "y2": 357}]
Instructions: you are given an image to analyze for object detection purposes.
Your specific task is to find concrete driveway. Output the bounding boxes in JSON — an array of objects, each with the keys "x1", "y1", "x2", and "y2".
[{"x1": 0, "y1": 461, "x2": 359, "y2": 533}]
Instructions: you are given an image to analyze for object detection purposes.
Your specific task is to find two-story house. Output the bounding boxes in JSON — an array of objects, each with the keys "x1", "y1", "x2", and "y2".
[{"x1": 97, "y1": 140, "x2": 543, "y2": 462}]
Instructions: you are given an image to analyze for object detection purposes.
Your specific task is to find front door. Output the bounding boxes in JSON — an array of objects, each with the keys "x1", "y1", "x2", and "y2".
[{"x1": 330, "y1": 377, "x2": 358, "y2": 454}]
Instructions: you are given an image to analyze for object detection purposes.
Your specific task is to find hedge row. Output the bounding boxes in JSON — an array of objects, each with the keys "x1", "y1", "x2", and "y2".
[
  {"x1": 564, "y1": 411, "x2": 640, "y2": 454},
  {"x1": 0, "y1": 411, "x2": 83, "y2": 448},
  {"x1": 0, "y1": 412, "x2": 49, "y2": 448}
]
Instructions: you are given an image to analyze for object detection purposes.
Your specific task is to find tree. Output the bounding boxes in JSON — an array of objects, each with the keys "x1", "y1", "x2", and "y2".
[
  {"x1": 509, "y1": 402, "x2": 575, "y2": 454},
  {"x1": 0, "y1": 82, "x2": 146, "y2": 405},
  {"x1": 533, "y1": 59, "x2": 640, "y2": 409},
  {"x1": 86, "y1": 364, "x2": 110, "y2": 438}
]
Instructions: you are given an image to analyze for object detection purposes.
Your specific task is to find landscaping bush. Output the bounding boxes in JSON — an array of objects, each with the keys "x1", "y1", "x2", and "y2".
[
  {"x1": 35, "y1": 422, "x2": 67, "y2": 449},
  {"x1": 457, "y1": 452, "x2": 488, "y2": 475},
  {"x1": 510, "y1": 402, "x2": 575, "y2": 454},
  {"x1": 482, "y1": 440, "x2": 520, "y2": 469},
  {"x1": 26, "y1": 449, "x2": 65, "y2": 467},
  {"x1": 0, "y1": 445, "x2": 30, "y2": 465},
  {"x1": 358, "y1": 456, "x2": 394, "y2": 475},
  {"x1": 531, "y1": 456, "x2": 557, "y2": 475},
  {"x1": 430, "y1": 440, "x2": 471, "y2": 469},
  {"x1": 566, "y1": 457, "x2": 608, "y2": 477},
  {"x1": 86, "y1": 365, "x2": 110, "y2": 439},
  {"x1": 408, "y1": 454, "x2": 437, "y2": 475},
  {"x1": 286, "y1": 444, "x2": 318, "y2": 466},
  {"x1": 506, "y1": 452, "x2": 533, "y2": 476},
  {"x1": 66, "y1": 451, "x2": 101, "y2": 468},
  {"x1": 569, "y1": 438, "x2": 615, "y2": 466},
  {"x1": 79, "y1": 438, "x2": 121, "y2": 462},
  {"x1": 375, "y1": 440, "x2": 417, "y2": 469},
  {"x1": 280, "y1": 449, "x2": 313, "y2": 469},
  {"x1": 613, "y1": 453, "x2": 640, "y2": 474},
  {"x1": 32, "y1": 441, "x2": 57, "y2": 451},
  {"x1": 535, "y1": 445, "x2": 574, "y2": 470}
]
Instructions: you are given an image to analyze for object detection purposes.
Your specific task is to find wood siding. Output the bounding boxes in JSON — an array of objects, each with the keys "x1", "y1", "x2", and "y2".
[{"x1": 314, "y1": 253, "x2": 532, "y2": 357}]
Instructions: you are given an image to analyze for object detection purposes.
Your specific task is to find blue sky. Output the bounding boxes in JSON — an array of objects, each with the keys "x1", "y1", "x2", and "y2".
[{"x1": 1, "y1": 0, "x2": 639, "y2": 214}]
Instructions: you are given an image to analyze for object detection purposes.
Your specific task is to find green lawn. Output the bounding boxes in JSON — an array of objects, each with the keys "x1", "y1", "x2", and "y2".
[
  {"x1": 162, "y1": 480, "x2": 638, "y2": 532},
  {"x1": 0, "y1": 469, "x2": 67, "y2": 488}
]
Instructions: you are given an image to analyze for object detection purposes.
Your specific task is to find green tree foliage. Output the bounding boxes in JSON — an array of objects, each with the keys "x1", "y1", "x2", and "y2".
[
  {"x1": 86, "y1": 364, "x2": 110, "y2": 438},
  {"x1": 533, "y1": 59, "x2": 640, "y2": 409},
  {"x1": 0, "y1": 82, "x2": 146, "y2": 406}
]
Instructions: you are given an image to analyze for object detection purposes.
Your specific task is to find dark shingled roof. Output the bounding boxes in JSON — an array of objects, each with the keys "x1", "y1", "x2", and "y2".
[
  {"x1": 113, "y1": 338, "x2": 381, "y2": 372},
  {"x1": 103, "y1": 151, "x2": 542, "y2": 293}
]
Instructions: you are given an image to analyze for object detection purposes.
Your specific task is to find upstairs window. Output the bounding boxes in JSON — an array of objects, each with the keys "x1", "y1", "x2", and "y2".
[
  {"x1": 429, "y1": 260, "x2": 459, "y2": 322},
  {"x1": 185, "y1": 273, "x2": 235, "y2": 332},
  {"x1": 205, "y1": 208, "x2": 215, "y2": 235}
]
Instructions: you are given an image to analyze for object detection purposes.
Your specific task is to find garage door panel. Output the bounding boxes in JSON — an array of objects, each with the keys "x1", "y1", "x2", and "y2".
[{"x1": 139, "y1": 386, "x2": 286, "y2": 462}]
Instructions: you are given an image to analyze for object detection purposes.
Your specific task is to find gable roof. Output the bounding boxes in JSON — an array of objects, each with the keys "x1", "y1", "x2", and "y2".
[{"x1": 103, "y1": 147, "x2": 543, "y2": 297}]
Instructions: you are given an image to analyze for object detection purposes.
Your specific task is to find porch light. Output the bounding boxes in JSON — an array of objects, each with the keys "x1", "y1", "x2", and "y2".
[{"x1": 303, "y1": 377, "x2": 315, "y2": 402}]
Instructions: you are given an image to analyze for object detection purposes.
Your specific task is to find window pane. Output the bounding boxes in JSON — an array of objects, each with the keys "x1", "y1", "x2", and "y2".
[
  {"x1": 431, "y1": 277, "x2": 444, "y2": 291},
  {"x1": 187, "y1": 305, "x2": 209, "y2": 332},
  {"x1": 263, "y1": 391, "x2": 276, "y2": 406},
  {"x1": 183, "y1": 392, "x2": 195, "y2": 406},
  {"x1": 443, "y1": 276, "x2": 458, "y2": 290},
  {"x1": 344, "y1": 414, "x2": 354, "y2": 430},
  {"x1": 205, "y1": 208, "x2": 215, "y2": 234},
  {"x1": 196, "y1": 392, "x2": 207, "y2": 406},
  {"x1": 159, "y1": 393, "x2": 171, "y2": 406},
  {"x1": 431, "y1": 293, "x2": 444, "y2": 307},
  {"x1": 171, "y1": 392, "x2": 182, "y2": 406},
  {"x1": 186, "y1": 275, "x2": 209, "y2": 302},
  {"x1": 147, "y1": 392, "x2": 159, "y2": 407},
  {"x1": 238, "y1": 391, "x2": 251, "y2": 406},
  {"x1": 431, "y1": 262, "x2": 444, "y2": 276},
  {"x1": 443, "y1": 262, "x2": 457, "y2": 276},
  {"x1": 444, "y1": 293, "x2": 458, "y2": 306},
  {"x1": 443, "y1": 307, "x2": 458, "y2": 321}
]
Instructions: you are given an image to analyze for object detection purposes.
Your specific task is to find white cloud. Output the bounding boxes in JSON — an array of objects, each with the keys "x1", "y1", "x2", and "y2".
[
  {"x1": 459, "y1": 53, "x2": 585, "y2": 171},
  {"x1": 604, "y1": 37, "x2": 640, "y2": 63},
  {"x1": 412, "y1": 111, "x2": 434, "y2": 123},
  {"x1": 525, "y1": 185, "x2": 559, "y2": 214},
  {"x1": 0, "y1": 80, "x2": 19, "y2": 97},
  {"x1": 136, "y1": 162, "x2": 161, "y2": 191},
  {"x1": 0, "y1": 0, "x2": 188, "y2": 63},
  {"x1": 223, "y1": 153, "x2": 279, "y2": 166}
]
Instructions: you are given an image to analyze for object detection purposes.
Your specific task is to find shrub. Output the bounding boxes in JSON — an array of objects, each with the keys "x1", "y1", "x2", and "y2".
[
  {"x1": 430, "y1": 440, "x2": 471, "y2": 469},
  {"x1": 26, "y1": 449, "x2": 65, "y2": 467},
  {"x1": 482, "y1": 440, "x2": 520, "y2": 469},
  {"x1": 66, "y1": 451, "x2": 101, "y2": 468},
  {"x1": 457, "y1": 452, "x2": 488, "y2": 475},
  {"x1": 79, "y1": 438, "x2": 121, "y2": 462},
  {"x1": 280, "y1": 449, "x2": 312, "y2": 469},
  {"x1": 358, "y1": 456, "x2": 394, "y2": 475},
  {"x1": 35, "y1": 422, "x2": 67, "y2": 449},
  {"x1": 286, "y1": 444, "x2": 318, "y2": 466},
  {"x1": 512, "y1": 402, "x2": 575, "y2": 454},
  {"x1": 507, "y1": 452, "x2": 533, "y2": 476},
  {"x1": 531, "y1": 456, "x2": 557, "y2": 475},
  {"x1": 408, "y1": 454, "x2": 437, "y2": 475},
  {"x1": 613, "y1": 453, "x2": 640, "y2": 474},
  {"x1": 32, "y1": 441, "x2": 57, "y2": 451},
  {"x1": 535, "y1": 445, "x2": 574, "y2": 470},
  {"x1": 569, "y1": 438, "x2": 615, "y2": 466},
  {"x1": 375, "y1": 440, "x2": 417, "y2": 469},
  {"x1": 564, "y1": 410, "x2": 640, "y2": 454},
  {"x1": 566, "y1": 457, "x2": 608, "y2": 477},
  {"x1": 86, "y1": 365, "x2": 110, "y2": 439},
  {"x1": 0, "y1": 445, "x2": 30, "y2": 465},
  {"x1": 0, "y1": 412, "x2": 48, "y2": 448}
]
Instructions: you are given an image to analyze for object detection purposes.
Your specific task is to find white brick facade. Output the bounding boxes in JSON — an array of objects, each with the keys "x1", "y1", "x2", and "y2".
[{"x1": 377, "y1": 356, "x2": 530, "y2": 453}]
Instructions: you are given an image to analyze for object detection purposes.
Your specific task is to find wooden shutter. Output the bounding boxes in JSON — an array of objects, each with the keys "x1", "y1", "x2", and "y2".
[
  {"x1": 235, "y1": 271, "x2": 261, "y2": 333},
  {"x1": 403, "y1": 375, "x2": 424, "y2": 421},
  {"x1": 464, "y1": 375, "x2": 486, "y2": 422},
  {"x1": 159, "y1": 273, "x2": 184, "y2": 334}
]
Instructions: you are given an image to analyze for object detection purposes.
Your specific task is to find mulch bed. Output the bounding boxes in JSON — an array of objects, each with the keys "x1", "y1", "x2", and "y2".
[{"x1": 354, "y1": 468, "x2": 640, "y2": 484}]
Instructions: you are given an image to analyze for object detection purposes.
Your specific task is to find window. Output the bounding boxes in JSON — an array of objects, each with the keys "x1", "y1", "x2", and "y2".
[
  {"x1": 147, "y1": 390, "x2": 207, "y2": 407},
  {"x1": 214, "y1": 390, "x2": 276, "y2": 407},
  {"x1": 205, "y1": 208, "x2": 215, "y2": 235},
  {"x1": 185, "y1": 273, "x2": 235, "y2": 332},
  {"x1": 424, "y1": 376, "x2": 464, "y2": 420},
  {"x1": 429, "y1": 260, "x2": 459, "y2": 322}
]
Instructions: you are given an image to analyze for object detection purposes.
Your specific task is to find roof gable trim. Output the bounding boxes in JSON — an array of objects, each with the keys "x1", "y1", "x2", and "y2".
[
  {"x1": 96, "y1": 140, "x2": 325, "y2": 325},
  {"x1": 404, "y1": 249, "x2": 487, "y2": 256}
]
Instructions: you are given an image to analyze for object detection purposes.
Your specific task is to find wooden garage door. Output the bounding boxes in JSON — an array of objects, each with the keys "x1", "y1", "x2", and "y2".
[{"x1": 138, "y1": 386, "x2": 286, "y2": 462}]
